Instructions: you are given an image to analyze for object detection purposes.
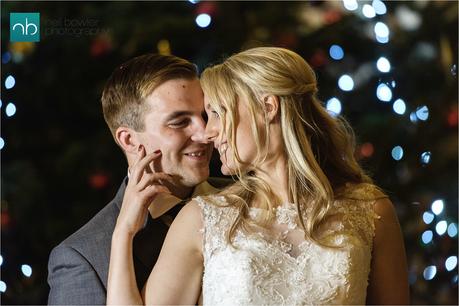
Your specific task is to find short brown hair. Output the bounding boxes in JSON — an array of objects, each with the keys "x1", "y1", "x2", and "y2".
[{"x1": 101, "y1": 53, "x2": 198, "y2": 137}]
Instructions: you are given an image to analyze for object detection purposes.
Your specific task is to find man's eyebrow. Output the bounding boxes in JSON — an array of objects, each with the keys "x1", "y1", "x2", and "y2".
[{"x1": 164, "y1": 111, "x2": 193, "y2": 122}]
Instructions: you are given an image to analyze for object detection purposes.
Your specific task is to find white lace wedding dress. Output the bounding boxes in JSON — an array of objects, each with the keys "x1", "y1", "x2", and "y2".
[{"x1": 195, "y1": 184, "x2": 384, "y2": 305}]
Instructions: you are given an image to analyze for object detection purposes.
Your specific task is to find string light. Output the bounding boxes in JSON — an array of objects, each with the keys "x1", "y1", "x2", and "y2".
[
  {"x1": 326, "y1": 97, "x2": 342, "y2": 116},
  {"x1": 436, "y1": 220, "x2": 448, "y2": 236},
  {"x1": 196, "y1": 14, "x2": 211, "y2": 28},
  {"x1": 5, "y1": 75, "x2": 15, "y2": 89},
  {"x1": 376, "y1": 57, "x2": 391, "y2": 73},
  {"x1": 362, "y1": 4, "x2": 376, "y2": 18},
  {"x1": 6, "y1": 102, "x2": 16, "y2": 117},
  {"x1": 372, "y1": 0, "x2": 387, "y2": 15},
  {"x1": 420, "y1": 151, "x2": 431, "y2": 164},
  {"x1": 421, "y1": 230, "x2": 433, "y2": 244},
  {"x1": 416, "y1": 105, "x2": 429, "y2": 121},
  {"x1": 445, "y1": 256, "x2": 458, "y2": 272},
  {"x1": 329, "y1": 45, "x2": 344, "y2": 60},
  {"x1": 393, "y1": 99, "x2": 406, "y2": 115},
  {"x1": 431, "y1": 200, "x2": 444, "y2": 215},
  {"x1": 447, "y1": 223, "x2": 458, "y2": 237},
  {"x1": 391, "y1": 146, "x2": 404, "y2": 160},
  {"x1": 423, "y1": 265, "x2": 437, "y2": 280},
  {"x1": 21, "y1": 264, "x2": 32, "y2": 277},
  {"x1": 376, "y1": 83, "x2": 392, "y2": 102},
  {"x1": 343, "y1": 0, "x2": 358, "y2": 11},
  {"x1": 338, "y1": 75, "x2": 354, "y2": 91},
  {"x1": 422, "y1": 212, "x2": 434, "y2": 225}
]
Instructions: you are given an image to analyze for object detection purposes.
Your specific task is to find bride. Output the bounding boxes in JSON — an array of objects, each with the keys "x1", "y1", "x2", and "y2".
[{"x1": 107, "y1": 47, "x2": 409, "y2": 305}]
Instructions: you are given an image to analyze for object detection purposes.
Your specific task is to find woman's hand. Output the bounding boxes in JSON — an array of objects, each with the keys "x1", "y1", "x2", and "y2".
[
  {"x1": 108, "y1": 146, "x2": 174, "y2": 305},
  {"x1": 115, "y1": 145, "x2": 173, "y2": 237}
]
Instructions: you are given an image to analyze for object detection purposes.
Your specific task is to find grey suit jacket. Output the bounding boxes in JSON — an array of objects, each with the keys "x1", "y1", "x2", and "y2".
[{"x1": 47, "y1": 177, "x2": 230, "y2": 305}]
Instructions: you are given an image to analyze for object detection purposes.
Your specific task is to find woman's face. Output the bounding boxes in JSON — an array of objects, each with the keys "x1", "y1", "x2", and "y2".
[{"x1": 204, "y1": 97, "x2": 258, "y2": 175}]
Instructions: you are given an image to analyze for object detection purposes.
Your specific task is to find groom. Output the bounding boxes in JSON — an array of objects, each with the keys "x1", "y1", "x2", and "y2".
[{"x1": 47, "y1": 54, "x2": 227, "y2": 304}]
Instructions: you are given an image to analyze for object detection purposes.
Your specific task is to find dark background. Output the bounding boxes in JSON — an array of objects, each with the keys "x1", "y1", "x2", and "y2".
[{"x1": 1, "y1": 1, "x2": 457, "y2": 304}]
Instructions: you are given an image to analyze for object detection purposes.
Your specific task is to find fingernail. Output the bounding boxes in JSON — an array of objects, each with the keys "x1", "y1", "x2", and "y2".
[{"x1": 154, "y1": 150, "x2": 161, "y2": 154}]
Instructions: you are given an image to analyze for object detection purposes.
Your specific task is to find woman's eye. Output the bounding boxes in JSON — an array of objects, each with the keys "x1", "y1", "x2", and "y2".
[{"x1": 212, "y1": 111, "x2": 220, "y2": 118}]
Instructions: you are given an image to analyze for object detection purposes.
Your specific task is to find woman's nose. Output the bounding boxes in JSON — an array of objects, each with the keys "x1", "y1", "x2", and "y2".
[{"x1": 204, "y1": 118, "x2": 219, "y2": 143}]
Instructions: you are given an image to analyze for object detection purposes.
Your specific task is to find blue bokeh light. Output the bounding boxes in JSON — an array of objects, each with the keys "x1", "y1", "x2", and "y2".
[
  {"x1": 376, "y1": 57, "x2": 391, "y2": 73},
  {"x1": 21, "y1": 264, "x2": 32, "y2": 277},
  {"x1": 423, "y1": 265, "x2": 437, "y2": 280},
  {"x1": 326, "y1": 97, "x2": 342, "y2": 116},
  {"x1": 393, "y1": 99, "x2": 406, "y2": 115},
  {"x1": 329, "y1": 45, "x2": 344, "y2": 60},
  {"x1": 6, "y1": 102, "x2": 16, "y2": 117},
  {"x1": 422, "y1": 212, "x2": 434, "y2": 225},
  {"x1": 448, "y1": 223, "x2": 458, "y2": 237},
  {"x1": 5, "y1": 75, "x2": 15, "y2": 89},
  {"x1": 420, "y1": 151, "x2": 431, "y2": 164},
  {"x1": 376, "y1": 83, "x2": 392, "y2": 102},
  {"x1": 436, "y1": 220, "x2": 448, "y2": 236},
  {"x1": 362, "y1": 4, "x2": 376, "y2": 18},
  {"x1": 374, "y1": 22, "x2": 389, "y2": 37},
  {"x1": 374, "y1": 22, "x2": 390, "y2": 44},
  {"x1": 431, "y1": 199, "x2": 444, "y2": 215},
  {"x1": 391, "y1": 146, "x2": 404, "y2": 161},
  {"x1": 195, "y1": 14, "x2": 211, "y2": 28},
  {"x1": 2, "y1": 52, "x2": 12, "y2": 64},
  {"x1": 338, "y1": 75, "x2": 354, "y2": 91},
  {"x1": 445, "y1": 256, "x2": 458, "y2": 272},
  {"x1": 416, "y1": 105, "x2": 429, "y2": 121},
  {"x1": 372, "y1": 0, "x2": 387, "y2": 15},
  {"x1": 343, "y1": 0, "x2": 358, "y2": 11},
  {"x1": 421, "y1": 230, "x2": 433, "y2": 244}
]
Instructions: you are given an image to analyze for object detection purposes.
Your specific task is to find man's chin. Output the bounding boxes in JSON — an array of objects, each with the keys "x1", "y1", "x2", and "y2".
[{"x1": 180, "y1": 169, "x2": 209, "y2": 187}]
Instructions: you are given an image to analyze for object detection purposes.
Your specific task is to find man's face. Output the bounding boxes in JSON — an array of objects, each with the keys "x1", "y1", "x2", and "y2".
[{"x1": 137, "y1": 78, "x2": 212, "y2": 188}]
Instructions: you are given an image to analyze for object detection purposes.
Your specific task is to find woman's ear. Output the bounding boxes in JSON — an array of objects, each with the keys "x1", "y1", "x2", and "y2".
[
  {"x1": 263, "y1": 95, "x2": 280, "y2": 123},
  {"x1": 115, "y1": 126, "x2": 140, "y2": 155}
]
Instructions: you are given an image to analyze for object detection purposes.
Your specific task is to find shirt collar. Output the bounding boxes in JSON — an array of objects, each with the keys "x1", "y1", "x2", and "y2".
[{"x1": 147, "y1": 180, "x2": 219, "y2": 218}]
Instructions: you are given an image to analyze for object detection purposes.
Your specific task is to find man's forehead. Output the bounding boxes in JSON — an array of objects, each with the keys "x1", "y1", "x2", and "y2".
[{"x1": 145, "y1": 97, "x2": 204, "y2": 119}]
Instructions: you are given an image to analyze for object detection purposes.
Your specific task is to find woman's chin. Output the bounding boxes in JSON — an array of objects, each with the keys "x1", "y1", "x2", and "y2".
[{"x1": 221, "y1": 164, "x2": 235, "y2": 176}]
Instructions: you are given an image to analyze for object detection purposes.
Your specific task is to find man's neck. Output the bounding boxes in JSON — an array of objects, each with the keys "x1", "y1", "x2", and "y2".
[{"x1": 169, "y1": 184, "x2": 194, "y2": 200}]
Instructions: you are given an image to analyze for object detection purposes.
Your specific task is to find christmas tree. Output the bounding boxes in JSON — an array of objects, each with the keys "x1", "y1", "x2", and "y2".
[{"x1": 1, "y1": 1, "x2": 457, "y2": 304}]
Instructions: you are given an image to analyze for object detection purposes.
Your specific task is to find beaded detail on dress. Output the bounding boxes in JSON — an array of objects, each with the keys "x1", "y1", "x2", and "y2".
[{"x1": 196, "y1": 183, "x2": 385, "y2": 305}]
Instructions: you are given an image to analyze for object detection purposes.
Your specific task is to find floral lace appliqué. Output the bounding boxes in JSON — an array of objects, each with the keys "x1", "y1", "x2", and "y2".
[{"x1": 195, "y1": 185, "x2": 382, "y2": 306}]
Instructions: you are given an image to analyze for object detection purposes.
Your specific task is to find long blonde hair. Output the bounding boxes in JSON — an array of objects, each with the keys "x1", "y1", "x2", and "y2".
[{"x1": 200, "y1": 47, "x2": 373, "y2": 245}]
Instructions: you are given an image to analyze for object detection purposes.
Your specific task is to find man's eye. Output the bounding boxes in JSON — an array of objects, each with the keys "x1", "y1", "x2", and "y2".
[{"x1": 169, "y1": 119, "x2": 189, "y2": 127}]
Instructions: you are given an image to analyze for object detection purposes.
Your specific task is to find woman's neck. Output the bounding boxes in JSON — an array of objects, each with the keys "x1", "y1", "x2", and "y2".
[{"x1": 254, "y1": 153, "x2": 290, "y2": 205}]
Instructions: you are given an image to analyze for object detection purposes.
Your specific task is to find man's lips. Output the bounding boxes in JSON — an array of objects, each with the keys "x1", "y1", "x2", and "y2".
[{"x1": 184, "y1": 149, "x2": 208, "y2": 157}]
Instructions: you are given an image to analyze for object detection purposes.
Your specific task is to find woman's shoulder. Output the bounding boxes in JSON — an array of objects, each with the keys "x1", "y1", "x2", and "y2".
[
  {"x1": 191, "y1": 194, "x2": 237, "y2": 223},
  {"x1": 337, "y1": 182, "x2": 387, "y2": 202}
]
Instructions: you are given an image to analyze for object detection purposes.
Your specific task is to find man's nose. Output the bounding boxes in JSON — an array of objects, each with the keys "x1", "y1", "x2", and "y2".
[{"x1": 190, "y1": 118, "x2": 211, "y2": 143}]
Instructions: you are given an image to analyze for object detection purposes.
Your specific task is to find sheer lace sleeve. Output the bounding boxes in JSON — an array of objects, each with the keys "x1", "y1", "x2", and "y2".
[
  {"x1": 194, "y1": 196, "x2": 237, "y2": 263},
  {"x1": 332, "y1": 183, "x2": 388, "y2": 248}
]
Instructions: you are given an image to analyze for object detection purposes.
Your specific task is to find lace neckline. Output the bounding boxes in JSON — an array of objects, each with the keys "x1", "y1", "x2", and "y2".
[{"x1": 249, "y1": 204, "x2": 299, "y2": 230}]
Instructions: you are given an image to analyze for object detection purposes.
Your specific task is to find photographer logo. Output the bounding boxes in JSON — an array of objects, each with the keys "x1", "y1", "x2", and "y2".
[{"x1": 10, "y1": 13, "x2": 40, "y2": 42}]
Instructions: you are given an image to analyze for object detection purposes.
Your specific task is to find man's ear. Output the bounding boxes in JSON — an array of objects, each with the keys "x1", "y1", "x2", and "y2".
[
  {"x1": 115, "y1": 126, "x2": 140, "y2": 155},
  {"x1": 263, "y1": 95, "x2": 280, "y2": 123}
]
